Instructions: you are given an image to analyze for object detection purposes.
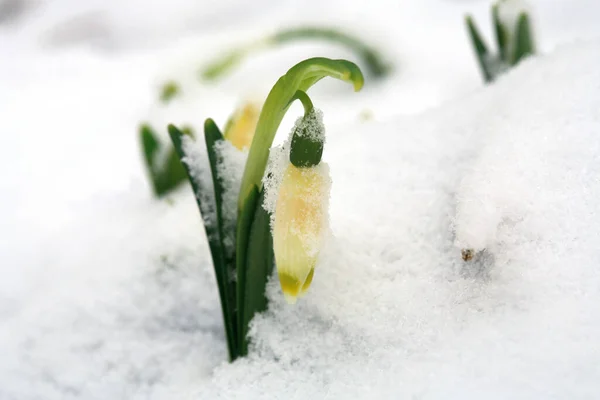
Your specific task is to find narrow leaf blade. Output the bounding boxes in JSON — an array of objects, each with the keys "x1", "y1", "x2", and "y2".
[
  {"x1": 163, "y1": 148, "x2": 189, "y2": 194},
  {"x1": 512, "y1": 13, "x2": 535, "y2": 65},
  {"x1": 204, "y1": 119, "x2": 239, "y2": 359},
  {"x1": 139, "y1": 124, "x2": 161, "y2": 195},
  {"x1": 236, "y1": 185, "x2": 260, "y2": 353},
  {"x1": 239, "y1": 188, "x2": 273, "y2": 356},
  {"x1": 492, "y1": 4, "x2": 509, "y2": 63},
  {"x1": 465, "y1": 15, "x2": 493, "y2": 83},
  {"x1": 168, "y1": 124, "x2": 237, "y2": 360}
]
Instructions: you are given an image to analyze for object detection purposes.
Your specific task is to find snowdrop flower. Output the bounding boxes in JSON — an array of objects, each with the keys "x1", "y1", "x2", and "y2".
[
  {"x1": 223, "y1": 102, "x2": 260, "y2": 150},
  {"x1": 273, "y1": 105, "x2": 330, "y2": 304}
]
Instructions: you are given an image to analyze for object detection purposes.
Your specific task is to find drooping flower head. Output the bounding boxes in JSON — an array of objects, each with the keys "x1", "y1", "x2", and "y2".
[{"x1": 268, "y1": 97, "x2": 330, "y2": 304}]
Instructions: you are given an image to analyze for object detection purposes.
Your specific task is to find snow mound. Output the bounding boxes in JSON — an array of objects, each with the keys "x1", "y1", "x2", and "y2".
[
  {"x1": 194, "y1": 41, "x2": 600, "y2": 399},
  {"x1": 2, "y1": 8, "x2": 600, "y2": 398},
  {"x1": 0, "y1": 191, "x2": 227, "y2": 400}
]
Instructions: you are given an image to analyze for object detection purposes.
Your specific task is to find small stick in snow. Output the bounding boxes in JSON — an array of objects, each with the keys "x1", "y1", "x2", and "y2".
[{"x1": 461, "y1": 249, "x2": 475, "y2": 261}]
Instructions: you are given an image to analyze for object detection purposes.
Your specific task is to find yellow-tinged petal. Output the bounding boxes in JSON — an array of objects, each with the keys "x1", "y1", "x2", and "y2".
[
  {"x1": 273, "y1": 164, "x2": 329, "y2": 303},
  {"x1": 223, "y1": 102, "x2": 261, "y2": 150}
]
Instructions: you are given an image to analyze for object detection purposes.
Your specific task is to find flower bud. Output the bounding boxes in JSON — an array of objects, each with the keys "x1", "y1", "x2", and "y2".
[
  {"x1": 289, "y1": 109, "x2": 324, "y2": 168},
  {"x1": 273, "y1": 163, "x2": 330, "y2": 304},
  {"x1": 223, "y1": 102, "x2": 260, "y2": 150}
]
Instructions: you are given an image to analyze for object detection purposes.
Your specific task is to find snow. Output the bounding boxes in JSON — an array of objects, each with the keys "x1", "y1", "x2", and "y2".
[
  {"x1": 182, "y1": 135, "x2": 217, "y2": 233},
  {"x1": 214, "y1": 140, "x2": 247, "y2": 256},
  {"x1": 2, "y1": 0, "x2": 600, "y2": 399},
  {"x1": 292, "y1": 108, "x2": 325, "y2": 143}
]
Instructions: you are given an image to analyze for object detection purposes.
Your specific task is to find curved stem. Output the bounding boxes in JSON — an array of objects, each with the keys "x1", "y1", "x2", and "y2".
[
  {"x1": 238, "y1": 57, "x2": 363, "y2": 208},
  {"x1": 201, "y1": 26, "x2": 388, "y2": 81},
  {"x1": 287, "y1": 90, "x2": 314, "y2": 117}
]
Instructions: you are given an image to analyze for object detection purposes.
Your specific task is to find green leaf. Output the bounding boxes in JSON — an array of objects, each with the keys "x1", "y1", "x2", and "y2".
[
  {"x1": 168, "y1": 124, "x2": 237, "y2": 360},
  {"x1": 235, "y1": 184, "x2": 259, "y2": 354},
  {"x1": 465, "y1": 15, "x2": 493, "y2": 83},
  {"x1": 140, "y1": 124, "x2": 161, "y2": 188},
  {"x1": 140, "y1": 123, "x2": 190, "y2": 196},
  {"x1": 200, "y1": 26, "x2": 389, "y2": 81},
  {"x1": 162, "y1": 148, "x2": 189, "y2": 194},
  {"x1": 203, "y1": 119, "x2": 239, "y2": 360},
  {"x1": 235, "y1": 58, "x2": 363, "y2": 357},
  {"x1": 201, "y1": 50, "x2": 248, "y2": 81},
  {"x1": 238, "y1": 188, "x2": 273, "y2": 356},
  {"x1": 492, "y1": 4, "x2": 509, "y2": 63},
  {"x1": 272, "y1": 27, "x2": 391, "y2": 78},
  {"x1": 512, "y1": 12, "x2": 535, "y2": 65}
]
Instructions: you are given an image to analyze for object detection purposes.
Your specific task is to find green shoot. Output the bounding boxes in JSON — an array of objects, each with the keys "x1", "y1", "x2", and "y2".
[
  {"x1": 466, "y1": 1, "x2": 536, "y2": 83},
  {"x1": 140, "y1": 123, "x2": 189, "y2": 196},
  {"x1": 200, "y1": 26, "x2": 388, "y2": 81}
]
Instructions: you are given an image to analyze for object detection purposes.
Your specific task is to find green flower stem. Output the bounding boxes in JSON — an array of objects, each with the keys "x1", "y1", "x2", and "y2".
[
  {"x1": 235, "y1": 58, "x2": 364, "y2": 354},
  {"x1": 287, "y1": 89, "x2": 314, "y2": 115},
  {"x1": 201, "y1": 27, "x2": 387, "y2": 81}
]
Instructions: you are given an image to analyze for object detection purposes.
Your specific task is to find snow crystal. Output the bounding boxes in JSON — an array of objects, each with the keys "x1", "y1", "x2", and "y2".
[
  {"x1": 292, "y1": 108, "x2": 325, "y2": 144},
  {"x1": 213, "y1": 139, "x2": 248, "y2": 257},
  {"x1": 181, "y1": 135, "x2": 217, "y2": 233},
  {"x1": 262, "y1": 143, "x2": 288, "y2": 217}
]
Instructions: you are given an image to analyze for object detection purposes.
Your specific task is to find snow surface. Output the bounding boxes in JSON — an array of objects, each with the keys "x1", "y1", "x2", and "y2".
[{"x1": 2, "y1": 0, "x2": 600, "y2": 399}]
